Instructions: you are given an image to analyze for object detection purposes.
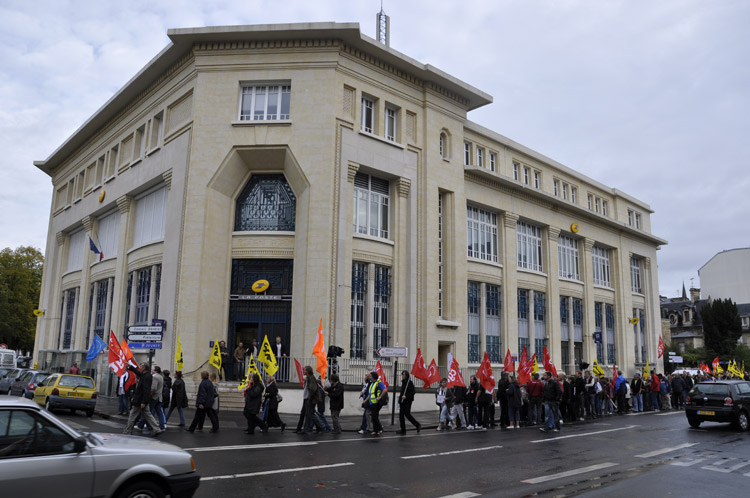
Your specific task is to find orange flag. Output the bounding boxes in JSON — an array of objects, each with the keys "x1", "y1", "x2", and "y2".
[
  {"x1": 108, "y1": 331, "x2": 126, "y2": 376},
  {"x1": 312, "y1": 318, "x2": 328, "y2": 379},
  {"x1": 121, "y1": 339, "x2": 138, "y2": 368}
]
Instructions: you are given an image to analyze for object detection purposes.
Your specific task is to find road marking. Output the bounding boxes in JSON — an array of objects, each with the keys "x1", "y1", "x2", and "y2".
[
  {"x1": 201, "y1": 461, "x2": 355, "y2": 481},
  {"x1": 531, "y1": 425, "x2": 638, "y2": 443},
  {"x1": 521, "y1": 462, "x2": 618, "y2": 484},
  {"x1": 670, "y1": 451, "x2": 717, "y2": 467},
  {"x1": 701, "y1": 458, "x2": 750, "y2": 473},
  {"x1": 94, "y1": 419, "x2": 124, "y2": 429},
  {"x1": 437, "y1": 493, "x2": 481, "y2": 498},
  {"x1": 656, "y1": 411, "x2": 684, "y2": 416},
  {"x1": 635, "y1": 443, "x2": 699, "y2": 458},
  {"x1": 402, "y1": 445, "x2": 502, "y2": 460},
  {"x1": 187, "y1": 442, "x2": 317, "y2": 452}
]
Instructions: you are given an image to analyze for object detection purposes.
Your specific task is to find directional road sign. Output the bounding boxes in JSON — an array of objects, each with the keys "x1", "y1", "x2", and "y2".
[
  {"x1": 128, "y1": 325, "x2": 164, "y2": 333},
  {"x1": 127, "y1": 334, "x2": 163, "y2": 342},
  {"x1": 128, "y1": 342, "x2": 163, "y2": 350},
  {"x1": 375, "y1": 347, "x2": 408, "y2": 358}
]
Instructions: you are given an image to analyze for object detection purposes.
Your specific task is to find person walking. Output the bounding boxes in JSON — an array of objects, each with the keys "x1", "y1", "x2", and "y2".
[
  {"x1": 526, "y1": 373, "x2": 544, "y2": 425},
  {"x1": 357, "y1": 372, "x2": 373, "y2": 434},
  {"x1": 165, "y1": 371, "x2": 188, "y2": 427},
  {"x1": 367, "y1": 371, "x2": 388, "y2": 435},
  {"x1": 299, "y1": 366, "x2": 324, "y2": 433},
  {"x1": 398, "y1": 371, "x2": 421, "y2": 434},
  {"x1": 506, "y1": 375, "x2": 522, "y2": 429},
  {"x1": 117, "y1": 370, "x2": 132, "y2": 416},
  {"x1": 263, "y1": 375, "x2": 286, "y2": 431},
  {"x1": 631, "y1": 373, "x2": 644, "y2": 413},
  {"x1": 327, "y1": 373, "x2": 344, "y2": 434},
  {"x1": 187, "y1": 371, "x2": 219, "y2": 433},
  {"x1": 123, "y1": 363, "x2": 162, "y2": 436},
  {"x1": 243, "y1": 373, "x2": 268, "y2": 434},
  {"x1": 467, "y1": 376, "x2": 480, "y2": 429},
  {"x1": 451, "y1": 379, "x2": 468, "y2": 429},
  {"x1": 541, "y1": 371, "x2": 562, "y2": 433},
  {"x1": 615, "y1": 371, "x2": 628, "y2": 414},
  {"x1": 161, "y1": 369, "x2": 172, "y2": 416},
  {"x1": 208, "y1": 372, "x2": 220, "y2": 432},
  {"x1": 497, "y1": 373, "x2": 510, "y2": 428},
  {"x1": 435, "y1": 378, "x2": 454, "y2": 431}
]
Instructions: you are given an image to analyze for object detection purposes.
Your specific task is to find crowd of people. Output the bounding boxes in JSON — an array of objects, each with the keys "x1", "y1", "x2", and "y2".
[{"x1": 118, "y1": 361, "x2": 745, "y2": 437}]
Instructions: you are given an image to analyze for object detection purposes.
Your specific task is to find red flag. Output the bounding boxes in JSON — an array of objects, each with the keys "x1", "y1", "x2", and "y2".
[
  {"x1": 517, "y1": 346, "x2": 533, "y2": 385},
  {"x1": 426, "y1": 359, "x2": 441, "y2": 388},
  {"x1": 447, "y1": 358, "x2": 466, "y2": 388},
  {"x1": 612, "y1": 365, "x2": 618, "y2": 390},
  {"x1": 312, "y1": 318, "x2": 328, "y2": 379},
  {"x1": 294, "y1": 357, "x2": 305, "y2": 387},
  {"x1": 476, "y1": 352, "x2": 495, "y2": 393},
  {"x1": 374, "y1": 360, "x2": 389, "y2": 390},
  {"x1": 657, "y1": 336, "x2": 666, "y2": 358},
  {"x1": 503, "y1": 348, "x2": 515, "y2": 373},
  {"x1": 712, "y1": 357, "x2": 720, "y2": 374},
  {"x1": 542, "y1": 346, "x2": 558, "y2": 377},
  {"x1": 411, "y1": 348, "x2": 430, "y2": 383},
  {"x1": 700, "y1": 362, "x2": 711, "y2": 374},
  {"x1": 108, "y1": 330, "x2": 127, "y2": 376}
]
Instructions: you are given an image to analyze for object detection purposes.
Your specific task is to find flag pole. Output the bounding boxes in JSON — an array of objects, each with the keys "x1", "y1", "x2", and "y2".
[{"x1": 390, "y1": 359, "x2": 398, "y2": 426}]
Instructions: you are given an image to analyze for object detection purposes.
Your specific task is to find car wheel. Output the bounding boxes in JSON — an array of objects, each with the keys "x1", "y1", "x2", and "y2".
[
  {"x1": 86, "y1": 409, "x2": 95, "y2": 418},
  {"x1": 45, "y1": 398, "x2": 54, "y2": 413},
  {"x1": 115, "y1": 480, "x2": 165, "y2": 498},
  {"x1": 688, "y1": 416, "x2": 701, "y2": 428},
  {"x1": 738, "y1": 411, "x2": 749, "y2": 431}
]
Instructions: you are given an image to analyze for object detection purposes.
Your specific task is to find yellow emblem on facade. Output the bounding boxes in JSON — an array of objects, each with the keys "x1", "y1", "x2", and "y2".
[
  {"x1": 252, "y1": 280, "x2": 270, "y2": 293},
  {"x1": 630, "y1": 317, "x2": 640, "y2": 325},
  {"x1": 571, "y1": 222, "x2": 580, "y2": 233},
  {"x1": 98, "y1": 190, "x2": 106, "y2": 203}
]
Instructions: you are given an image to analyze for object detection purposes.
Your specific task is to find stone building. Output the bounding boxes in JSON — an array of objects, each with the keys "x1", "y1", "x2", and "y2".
[{"x1": 33, "y1": 22, "x2": 666, "y2": 386}]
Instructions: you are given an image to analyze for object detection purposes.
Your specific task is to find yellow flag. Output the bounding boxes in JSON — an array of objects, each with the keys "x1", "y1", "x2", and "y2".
[
  {"x1": 175, "y1": 335, "x2": 184, "y2": 371},
  {"x1": 257, "y1": 335, "x2": 279, "y2": 376},
  {"x1": 531, "y1": 353, "x2": 539, "y2": 374},
  {"x1": 592, "y1": 359, "x2": 605, "y2": 378},
  {"x1": 237, "y1": 354, "x2": 260, "y2": 391},
  {"x1": 644, "y1": 360, "x2": 650, "y2": 378},
  {"x1": 209, "y1": 340, "x2": 222, "y2": 370}
]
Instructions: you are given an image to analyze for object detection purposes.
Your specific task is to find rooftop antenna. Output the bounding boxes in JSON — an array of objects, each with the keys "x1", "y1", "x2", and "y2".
[{"x1": 376, "y1": 1, "x2": 390, "y2": 46}]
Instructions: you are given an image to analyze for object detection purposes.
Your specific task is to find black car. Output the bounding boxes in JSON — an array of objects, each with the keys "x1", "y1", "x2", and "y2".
[{"x1": 685, "y1": 380, "x2": 750, "y2": 430}]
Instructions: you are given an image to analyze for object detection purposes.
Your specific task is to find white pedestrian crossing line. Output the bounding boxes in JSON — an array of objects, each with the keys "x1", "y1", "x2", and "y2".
[
  {"x1": 402, "y1": 445, "x2": 502, "y2": 460},
  {"x1": 656, "y1": 411, "x2": 684, "y2": 416},
  {"x1": 187, "y1": 442, "x2": 317, "y2": 452},
  {"x1": 200, "y1": 461, "x2": 354, "y2": 481},
  {"x1": 670, "y1": 451, "x2": 718, "y2": 467},
  {"x1": 521, "y1": 462, "x2": 619, "y2": 484},
  {"x1": 531, "y1": 425, "x2": 638, "y2": 443},
  {"x1": 94, "y1": 419, "x2": 124, "y2": 429},
  {"x1": 701, "y1": 457, "x2": 750, "y2": 473},
  {"x1": 61, "y1": 420, "x2": 87, "y2": 430},
  {"x1": 635, "y1": 443, "x2": 699, "y2": 458},
  {"x1": 437, "y1": 493, "x2": 481, "y2": 498}
]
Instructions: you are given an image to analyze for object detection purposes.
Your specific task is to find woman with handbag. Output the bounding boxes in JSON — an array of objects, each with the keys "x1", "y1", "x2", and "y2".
[{"x1": 263, "y1": 375, "x2": 286, "y2": 431}]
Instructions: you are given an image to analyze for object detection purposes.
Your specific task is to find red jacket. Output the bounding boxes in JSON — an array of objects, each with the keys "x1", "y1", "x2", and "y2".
[
  {"x1": 526, "y1": 379, "x2": 543, "y2": 398},
  {"x1": 650, "y1": 374, "x2": 660, "y2": 392}
]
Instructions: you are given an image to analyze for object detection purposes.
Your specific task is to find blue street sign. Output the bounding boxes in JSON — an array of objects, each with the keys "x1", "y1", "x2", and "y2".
[
  {"x1": 128, "y1": 342, "x2": 163, "y2": 349},
  {"x1": 593, "y1": 332, "x2": 602, "y2": 344}
]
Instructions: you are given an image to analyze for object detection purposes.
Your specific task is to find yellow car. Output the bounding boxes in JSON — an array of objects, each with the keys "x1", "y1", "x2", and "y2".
[{"x1": 33, "y1": 373, "x2": 97, "y2": 417}]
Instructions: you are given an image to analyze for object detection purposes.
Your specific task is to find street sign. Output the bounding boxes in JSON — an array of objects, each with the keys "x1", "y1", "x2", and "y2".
[
  {"x1": 375, "y1": 347, "x2": 408, "y2": 358},
  {"x1": 668, "y1": 351, "x2": 676, "y2": 356},
  {"x1": 128, "y1": 325, "x2": 163, "y2": 333},
  {"x1": 128, "y1": 342, "x2": 163, "y2": 349},
  {"x1": 669, "y1": 355, "x2": 683, "y2": 363},
  {"x1": 127, "y1": 334, "x2": 163, "y2": 342}
]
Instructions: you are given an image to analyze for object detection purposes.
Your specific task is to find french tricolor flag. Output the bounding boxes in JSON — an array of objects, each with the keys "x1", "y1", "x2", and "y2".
[{"x1": 89, "y1": 234, "x2": 103, "y2": 261}]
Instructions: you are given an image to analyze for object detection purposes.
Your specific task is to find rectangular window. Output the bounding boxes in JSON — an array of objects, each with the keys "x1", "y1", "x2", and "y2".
[
  {"x1": 558, "y1": 235, "x2": 580, "y2": 280},
  {"x1": 350, "y1": 262, "x2": 367, "y2": 359},
  {"x1": 89, "y1": 279, "x2": 109, "y2": 343},
  {"x1": 59, "y1": 288, "x2": 77, "y2": 350},
  {"x1": 439, "y1": 133, "x2": 445, "y2": 158},
  {"x1": 135, "y1": 267, "x2": 152, "y2": 325},
  {"x1": 513, "y1": 161, "x2": 519, "y2": 181},
  {"x1": 373, "y1": 265, "x2": 391, "y2": 355},
  {"x1": 628, "y1": 209, "x2": 634, "y2": 226},
  {"x1": 560, "y1": 297, "x2": 569, "y2": 342},
  {"x1": 606, "y1": 304, "x2": 615, "y2": 364},
  {"x1": 149, "y1": 112, "x2": 163, "y2": 150},
  {"x1": 553, "y1": 179, "x2": 560, "y2": 197},
  {"x1": 630, "y1": 256, "x2": 642, "y2": 293},
  {"x1": 66, "y1": 229, "x2": 85, "y2": 273},
  {"x1": 489, "y1": 152, "x2": 496, "y2": 172},
  {"x1": 534, "y1": 291, "x2": 546, "y2": 359},
  {"x1": 534, "y1": 170, "x2": 540, "y2": 189},
  {"x1": 468, "y1": 282, "x2": 480, "y2": 363},
  {"x1": 385, "y1": 107, "x2": 397, "y2": 141},
  {"x1": 587, "y1": 194, "x2": 593, "y2": 210},
  {"x1": 571, "y1": 187, "x2": 577, "y2": 204},
  {"x1": 562, "y1": 183, "x2": 568, "y2": 201},
  {"x1": 573, "y1": 298, "x2": 583, "y2": 343},
  {"x1": 464, "y1": 142, "x2": 471, "y2": 166},
  {"x1": 595, "y1": 197, "x2": 601, "y2": 213},
  {"x1": 602, "y1": 200, "x2": 608, "y2": 217},
  {"x1": 592, "y1": 246, "x2": 611, "y2": 287},
  {"x1": 353, "y1": 172, "x2": 390, "y2": 239},
  {"x1": 438, "y1": 195, "x2": 444, "y2": 318},
  {"x1": 98, "y1": 211, "x2": 120, "y2": 260},
  {"x1": 517, "y1": 221, "x2": 543, "y2": 272},
  {"x1": 133, "y1": 186, "x2": 168, "y2": 248},
  {"x1": 518, "y1": 289, "x2": 529, "y2": 355},
  {"x1": 595, "y1": 302, "x2": 603, "y2": 363},
  {"x1": 486, "y1": 284, "x2": 501, "y2": 363},
  {"x1": 476, "y1": 147, "x2": 484, "y2": 168},
  {"x1": 523, "y1": 167, "x2": 530, "y2": 185},
  {"x1": 466, "y1": 206, "x2": 498, "y2": 263},
  {"x1": 241, "y1": 84, "x2": 291, "y2": 121},
  {"x1": 635, "y1": 213, "x2": 642, "y2": 229},
  {"x1": 360, "y1": 97, "x2": 374, "y2": 133}
]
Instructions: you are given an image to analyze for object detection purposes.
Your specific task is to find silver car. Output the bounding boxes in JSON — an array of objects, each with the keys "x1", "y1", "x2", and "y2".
[{"x1": 0, "y1": 397, "x2": 200, "y2": 498}]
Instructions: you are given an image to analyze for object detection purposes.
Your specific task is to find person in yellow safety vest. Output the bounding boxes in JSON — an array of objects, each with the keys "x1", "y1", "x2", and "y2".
[{"x1": 367, "y1": 371, "x2": 388, "y2": 436}]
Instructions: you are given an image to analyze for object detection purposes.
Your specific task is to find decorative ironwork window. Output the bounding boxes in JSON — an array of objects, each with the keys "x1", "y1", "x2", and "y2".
[
  {"x1": 518, "y1": 289, "x2": 529, "y2": 352},
  {"x1": 350, "y1": 262, "x2": 367, "y2": 360},
  {"x1": 560, "y1": 296, "x2": 569, "y2": 341},
  {"x1": 486, "y1": 284, "x2": 501, "y2": 362},
  {"x1": 373, "y1": 265, "x2": 391, "y2": 355},
  {"x1": 534, "y1": 291, "x2": 546, "y2": 358},
  {"x1": 468, "y1": 282, "x2": 480, "y2": 363},
  {"x1": 467, "y1": 206, "x2": 498, "y2": 262},
  {"x1": 606, "y1": 303, "x2": 616, "y2": 364},
  {"x1": 235, "y1": 174, "x2": 296, "y2": 232},
  {"x1": 135, "y1": 268, "x2": 152, "y2": 325}
]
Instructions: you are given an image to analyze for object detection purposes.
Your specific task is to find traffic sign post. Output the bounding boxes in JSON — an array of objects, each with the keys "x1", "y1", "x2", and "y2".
[
  {"x1": 127, "y1": 323, "x2": 165, "y2": 369},
  {"x1": 376, "y1": 347, "x2": 408, "y2": 358}
]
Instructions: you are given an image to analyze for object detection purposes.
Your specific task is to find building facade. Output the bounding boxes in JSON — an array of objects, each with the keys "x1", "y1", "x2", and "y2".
[
  {"x1": 699, "y1": 248, "x2": 750, "y2": 304},
  {"x1": 33, "y1": 23, "x2": 666, "y2": 387}
]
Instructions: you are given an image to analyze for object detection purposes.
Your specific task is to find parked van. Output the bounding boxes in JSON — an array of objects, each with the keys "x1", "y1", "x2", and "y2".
[{"x1": 0, "y1": 348, "x2": 17, "y2": 369}]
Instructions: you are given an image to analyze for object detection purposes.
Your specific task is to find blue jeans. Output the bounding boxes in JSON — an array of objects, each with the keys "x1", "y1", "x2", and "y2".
[
  {"x1": 651, "y1": 391, "x2": 661, "y2": 410},
  {"x1": 118, "y1": 394, "x2": 130, "y2": 414},
  {"x1": 467, "y1": 404, "x2": 478, "y2": 426},
  {"x1": 150, "y1": 399, "x2": 166, "y2": 430},
  {"x1": 632, "y1": 394, "x2": 643, "y2": 412},
  {"x1": 544, "y1": 401, "x2": 559, "y2": 430},
  {"x1": 439, "y1": 404, "x2": 453, "y2": 423},
  {"x1": 165, "y1": 406, "x2": 185, "y2": 425}
]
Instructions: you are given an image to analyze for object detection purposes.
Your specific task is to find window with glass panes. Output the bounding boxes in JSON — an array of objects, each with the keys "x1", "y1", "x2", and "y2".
[
  {"x1": 467, "y1": 206, "x2": 498, "y2": 262},
  {"x1": 353, "y1": 172, "x2": 389, "y2": 239},
  {"x1": 639, "y1": 309, "x2": 646, "y2": 362},
  {"x1": 59, "y1": 288, "x2": 77, "y2": 350},
  {"x1": 438, "y1": 196, "x2": 444, "y2": 317},
  {"x1": 518, "y1": 289, "x2": 529, "y2": 354},
  {"x1": 373, "y1": 265, "x2": 391, "y2": 355},
  {"x1": 571, "y1": 187, "x2": 577, "y2": 204},
  {"x1": 385, "y1": 107, "x2": 396, "y2": 141},
  {"x1": 93, "y1": 280, "x2": 108, "y2": 340},
  {"x1": 486, "y1": 284, "x2": 501, "y2": 362},
  {"x1": 534, "y1": 171, "x2": 540, "y2": 189},
  {"x1": 592, "y1": 246, "x2": 611, "y2": 287},
  {"x1": 558, "y1": 235, "x2": 580, "y2": 280},
  {"x1": 513, "y1": 161, "x2": 519, "y2": 180},
  {"x1": 468, "y1": 282, "x2": 480, "y2": 363},
  {"x1": 489, "y1": 152, "x2": 496, "y2": 172},
  {"x1": 534, "y1": 292, "x2": 546, "y2": 359},
  {"x1": 439, "y1": 133, "x2": 446, "y2": 158},
  {"x1": 573, "y1": 297, "x2": 583, "y2": 343},
  {"x1": 606, "y1": 304, "x2": 615, "y2": 364},
  {"x1": 135, "y1": 268, "x2": 151, "y2": 325},
  {"x1": 630, "y1": 256, "x2": 642, "y2": 293},
  {"x1": 464, "y1": 142, "x2": 471, "y2": 165},
  {"x1": 350, "y1": 262, "x2": 367, "y2": 359},
  {"x1": 517, "y1": 221, "x2": 543, "y2": 272},
  {"x1": 476, "y1": 147, "x2": 484, "y2": 167},
  {"x1": 361, "y1": 97, "x2": 374, "y2": 133},
  {"x1": 240, "y1": 84, "x2": 291, "y2": 121},
  {"x1": 560, "y1": 297, "x2": 570, "y2": 370},
  {"x1": 595, "y1": 302, "x2": 603, "y2": 363}
]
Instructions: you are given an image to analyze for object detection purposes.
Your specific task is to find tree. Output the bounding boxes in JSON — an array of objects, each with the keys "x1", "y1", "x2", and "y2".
[
  {"x1": 0, "y1": 246, "x2": 43, "y2": 351},
  {"x1": 701, "y1": 298, "x2": 742, "y2": 357}
]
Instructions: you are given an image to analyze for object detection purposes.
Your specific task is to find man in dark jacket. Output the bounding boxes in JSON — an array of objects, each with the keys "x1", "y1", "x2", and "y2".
[
  {"x1": 526, "y1": 373, "x2": 544, "y2": 425},
  {"x1": 327, "y1": 373, "x2": 344, "y2": 434},
  {"x1": 188, "y1": 371, "x2": 219, "y2": 432},
  {"x1": 671, "y1": 374, "x2": 685, "y2": 410},
  {"x1": 497, "y1": 373, "x2": 510, "y2": 428},
  {"x1": 244, "y1": 373, "x2": 268, "y2": 434},
  {"x1": 398, "y1": 371, "x2": 421, "y2": 434},
  {"x1": 123, "y1": 362, "x2": 162, "y2": 436},
  {"x1": 541, "y1": 371, "x2": 562, "y2": 433}
]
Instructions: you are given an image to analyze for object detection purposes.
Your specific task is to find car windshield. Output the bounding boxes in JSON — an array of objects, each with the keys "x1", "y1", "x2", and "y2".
[
  {"x1": 34, "y1": 374, "x2": 50, "y2": 384},
  {"x1": 691, "y1": 383, "x2": 730, "y2": 396},
  {"x1": 59, "y1": 376, "x2": 95, "y2": 389}
]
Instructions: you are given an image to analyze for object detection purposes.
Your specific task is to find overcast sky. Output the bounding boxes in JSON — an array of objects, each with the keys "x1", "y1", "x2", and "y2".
[{"x1": 1, "y1": 0, "x2": 748, "y2": 298}]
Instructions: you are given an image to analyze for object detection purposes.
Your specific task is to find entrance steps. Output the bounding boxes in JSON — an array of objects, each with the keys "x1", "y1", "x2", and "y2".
[{"x1": 183, "y1": 379, "x2": 246, "y2": 412}]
